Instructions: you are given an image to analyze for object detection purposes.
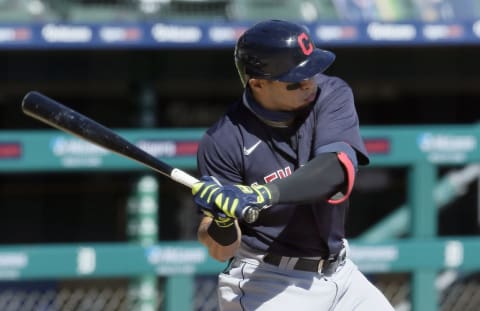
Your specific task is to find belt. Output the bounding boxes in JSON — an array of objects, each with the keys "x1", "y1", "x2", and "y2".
[{"x1": 263, "y1": 248, "x2": 346, "y2": 275}]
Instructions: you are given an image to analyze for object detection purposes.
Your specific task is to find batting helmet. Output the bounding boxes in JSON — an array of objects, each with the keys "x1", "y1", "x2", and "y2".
[{"x1": 234, "y1": 20, "x2": 335, "y2": 86}]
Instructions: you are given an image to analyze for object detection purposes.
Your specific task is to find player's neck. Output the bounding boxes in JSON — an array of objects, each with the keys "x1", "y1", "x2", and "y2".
[{"x1": 243, "y1": 87, "x2": 296, "y2": 127}]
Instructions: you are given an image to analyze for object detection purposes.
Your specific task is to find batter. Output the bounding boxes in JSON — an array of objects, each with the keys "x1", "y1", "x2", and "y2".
[{"x1": 192, "y1": 20, "x2": 394, "y2": 311}]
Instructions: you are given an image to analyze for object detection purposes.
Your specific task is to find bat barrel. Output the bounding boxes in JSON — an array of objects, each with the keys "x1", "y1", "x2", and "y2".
[{"x1": 22, "y1": 91, "x2": 175, "y2": 179}]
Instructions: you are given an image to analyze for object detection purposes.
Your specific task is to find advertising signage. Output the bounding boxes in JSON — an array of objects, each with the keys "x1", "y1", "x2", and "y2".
[{"x1": 1, "y1": 20, "x2": 480, "y2": 49}]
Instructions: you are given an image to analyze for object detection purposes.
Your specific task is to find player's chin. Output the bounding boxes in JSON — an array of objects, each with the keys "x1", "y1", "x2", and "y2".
[
  {"x1": 287, "y1": 103, "x2": 308, "y2": 112},
  {"x1": 298, "y1": 98, "x2": 313, "y2": 108},
  {"x1": 285, "y1": 98, "x2": 312, "y2": 111}
]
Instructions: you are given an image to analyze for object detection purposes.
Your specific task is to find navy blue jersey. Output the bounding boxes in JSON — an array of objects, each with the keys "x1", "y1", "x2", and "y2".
[{"x1": 197, "y1": 74, "x2": 369, "y2": 258}]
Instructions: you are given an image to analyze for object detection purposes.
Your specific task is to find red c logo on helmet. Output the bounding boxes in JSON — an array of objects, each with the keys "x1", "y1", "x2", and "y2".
[{"x1": 298, "y1": 32, "x2": 313, "y2": 55}]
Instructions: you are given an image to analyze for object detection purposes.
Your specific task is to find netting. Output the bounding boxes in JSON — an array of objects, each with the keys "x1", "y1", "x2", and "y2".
[{"x1": 0, "y1": 273, "x2": 477, "y2": 310}]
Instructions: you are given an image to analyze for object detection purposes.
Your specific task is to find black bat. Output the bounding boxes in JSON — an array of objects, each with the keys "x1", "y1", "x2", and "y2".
[{"x1": 21, "y1": 91, "x2": 260, "y2": 223}]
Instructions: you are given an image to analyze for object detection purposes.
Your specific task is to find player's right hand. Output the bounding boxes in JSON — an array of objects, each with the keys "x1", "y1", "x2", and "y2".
[{"x1": 201, "y1": 210, "x2": 235, "y2": 228}]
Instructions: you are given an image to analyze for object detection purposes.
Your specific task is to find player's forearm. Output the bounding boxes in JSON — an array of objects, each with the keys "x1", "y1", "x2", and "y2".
[
  {"x1": 266, "y1": 152, "x2": 349, "y2": 204},
  {"x1": 197, "y1": 217, "x2": 241, "y2": 262}
]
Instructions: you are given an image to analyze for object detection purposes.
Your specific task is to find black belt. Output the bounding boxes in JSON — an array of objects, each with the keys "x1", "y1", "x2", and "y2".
[{"x1": 263, "y1": 249, "x2": 346, "y2": 275}]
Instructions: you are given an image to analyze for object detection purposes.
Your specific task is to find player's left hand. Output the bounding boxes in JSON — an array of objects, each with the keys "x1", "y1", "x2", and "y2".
[{"x1": 192, "y1": 176, "x2": 272, "y2": 221}]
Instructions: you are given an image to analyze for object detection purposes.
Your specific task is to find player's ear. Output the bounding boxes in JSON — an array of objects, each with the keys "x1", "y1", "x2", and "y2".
[{"x1": 248, "y1": 78, "x2": 265, "y2": 90}]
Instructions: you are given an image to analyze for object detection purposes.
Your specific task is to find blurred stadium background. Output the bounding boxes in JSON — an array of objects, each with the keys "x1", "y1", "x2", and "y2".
[{"x1": 0, "y1": 0, "x2": 479, "y2": 310}]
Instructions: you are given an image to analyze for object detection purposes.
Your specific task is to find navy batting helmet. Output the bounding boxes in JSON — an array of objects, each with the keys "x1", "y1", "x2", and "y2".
[{"x1": 234, "y1": 20, "x2": 335, "y2": 86}]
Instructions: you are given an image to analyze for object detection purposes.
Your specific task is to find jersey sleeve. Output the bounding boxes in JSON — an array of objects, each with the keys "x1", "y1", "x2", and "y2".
[
  {"x1": 313, "y1": 78, "x2": 369, "y2": 165},
  {"x1": 196, "y1": 131, "x2": 243, "y2": 185}
]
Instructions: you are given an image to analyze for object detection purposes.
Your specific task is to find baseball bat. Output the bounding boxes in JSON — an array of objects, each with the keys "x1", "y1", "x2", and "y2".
[{"x1": 21, "y1": 91, "x2": 260, "y2": 223}]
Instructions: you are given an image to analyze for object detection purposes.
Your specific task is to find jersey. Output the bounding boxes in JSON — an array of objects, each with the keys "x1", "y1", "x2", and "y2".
[{"x1": 197, "y1": 74, "x2": 369, "y2": 258}]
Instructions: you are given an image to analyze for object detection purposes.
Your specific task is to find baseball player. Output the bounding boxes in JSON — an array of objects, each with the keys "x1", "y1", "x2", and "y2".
[{"x1": 192, "y1": 20, "x2": 394, "y2": 310}]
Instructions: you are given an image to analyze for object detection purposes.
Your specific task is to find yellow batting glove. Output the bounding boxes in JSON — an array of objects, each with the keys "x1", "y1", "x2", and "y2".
[{"x1": 213, "y1": 184, "x2": 272, "y2": 219}]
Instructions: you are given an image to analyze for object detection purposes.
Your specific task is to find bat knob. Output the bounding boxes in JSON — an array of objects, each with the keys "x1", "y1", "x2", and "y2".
[{"x1": 242, "y1": 206, "x2": 260, "y2": 224}]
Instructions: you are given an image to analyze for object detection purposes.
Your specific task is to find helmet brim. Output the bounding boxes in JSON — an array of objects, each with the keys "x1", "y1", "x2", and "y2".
[{"x1": 274, "y1": 49, "x2": 336, "y2": 83}]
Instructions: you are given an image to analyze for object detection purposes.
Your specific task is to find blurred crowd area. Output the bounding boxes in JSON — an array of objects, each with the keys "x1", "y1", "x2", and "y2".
[{"x1": 1, "y1": 0, "x2": 480, "y2": 23}]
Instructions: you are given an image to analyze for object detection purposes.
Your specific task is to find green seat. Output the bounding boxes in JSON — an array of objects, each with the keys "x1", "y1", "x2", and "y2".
[
  {"x1": 311, "y1": 0, "x2": 340, "y2": 20},
  {"x1": 44, "y1": 0, "x2": 141, "y2": 23},
  {"x1": 227, "y1": 0, "x2": 338, "y2": 22},
  {"x1": 156, "y1": 0, "x2": 230, "y2": 22},
  {"x1": 67, "y1": 4, "x2": 142, "y2": 23},
  {"x1": 228, "y1": 0, "x2": 304, "y2": 21},
  {"x1": 0, "y1": 0, "x2": 59, "y2": 22},
  {"x1": 0, "y1": 10, "x2": 32, "y2": 22}
]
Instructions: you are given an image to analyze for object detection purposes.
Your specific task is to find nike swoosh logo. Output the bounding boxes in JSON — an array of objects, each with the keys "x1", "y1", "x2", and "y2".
[{"x1": 243, "y1": 140, "x2": 262, "y2": 156}]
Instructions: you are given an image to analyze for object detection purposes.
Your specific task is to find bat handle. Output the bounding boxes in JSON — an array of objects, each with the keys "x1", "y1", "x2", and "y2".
[{"x1": 170, "y1": 168, "x2": 200, "y2": 188}]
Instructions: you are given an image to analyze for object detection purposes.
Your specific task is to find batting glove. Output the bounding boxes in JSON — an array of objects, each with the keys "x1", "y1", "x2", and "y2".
[
  {"x1": 213, "y1": 183, "x2": 272, "y2": 219},
  {"x1": 192, "y1": 176, "x2": 228, "y2": 219},
  {"x1": 202, "y1": 210, "x2": 235, "y2": 228},
  {"x1": 192, "y1": 176, "x2": 272, "y2": 222}
]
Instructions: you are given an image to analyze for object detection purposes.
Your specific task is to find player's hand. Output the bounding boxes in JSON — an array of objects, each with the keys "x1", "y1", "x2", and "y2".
[
  {"x1": 202, "y1": 210, "x2": 235, "y2": 228},
  {"x1": 192, "y1": 176, "x2": 272, "y2": 222},
  {"x1": 192, "y1": 176, "x2": 227, "y2": 218},
  {"x1": 212, "y1": 183, "x2": 272, "y2": 220}
]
